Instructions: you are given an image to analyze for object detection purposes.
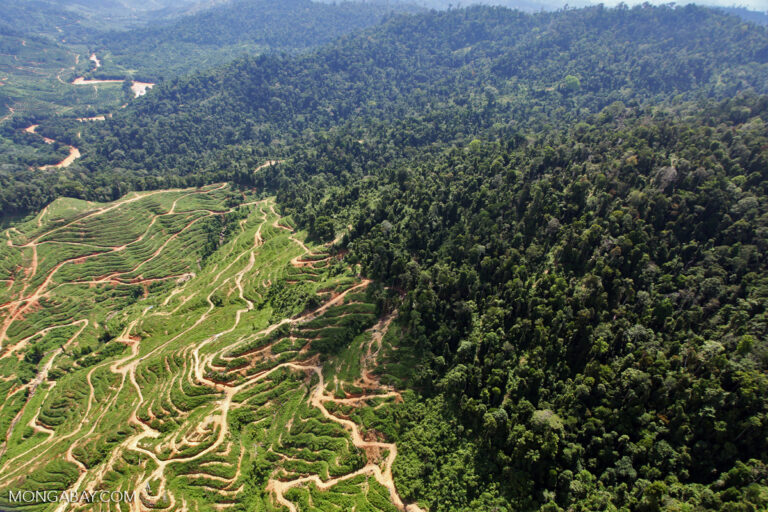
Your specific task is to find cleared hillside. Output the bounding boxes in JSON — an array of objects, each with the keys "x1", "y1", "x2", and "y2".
[{"x1": 0, "y1": 181, "x2": 421, "y2": 511}]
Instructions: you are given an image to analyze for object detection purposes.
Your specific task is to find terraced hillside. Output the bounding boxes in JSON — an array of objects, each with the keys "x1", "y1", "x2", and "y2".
[{"x1": 0, "y1": 183, "x2": 422, "y2": 512}]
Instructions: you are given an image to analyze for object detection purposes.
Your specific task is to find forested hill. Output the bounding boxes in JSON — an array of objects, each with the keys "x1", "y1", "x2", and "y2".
[
  {"x1": 78, "y1": 5, "x2": 768, "y2": 173},
  {"x1": 92, "y1": 0, "x2": 424, "y2": 79},
  {"x1": 261, "y1": 90, "x2": 768, "y2": 512},
  {"x1": 0, "y1": 1, "x2": 85, "y2": 37},
  {"x1": 5, "y1": 5, "x2": 767, "y2": 216},
  {"x1": 101, "y1": 0, "x2": 420, "y2": 49}
]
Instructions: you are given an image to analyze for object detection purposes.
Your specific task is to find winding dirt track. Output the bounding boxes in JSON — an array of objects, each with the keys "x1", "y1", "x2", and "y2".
[
  {"x1": 0, "y1": 186, "x2": 230, "y2": 467},
  {"x1": 143, "y1": 207, "x2": 417, "y2": 511},
  {"x1": 22, "y1": 124, "x2": 81, "y2": 170},
  {"x1": 0, "y1": 188, "x2": 224, "y2": 346},
  {"x1": 0, "y1": 191, "x2": 425, "y2": 512},
  {"x1": 266, "y1": 316, "x2": 425, "y2": 512},
  {"x1": 0, "y1": 106, "x2": 13, "y2": 124},
  {"x1": 254, "y1": 160, "x2": 282, "y2": 173},
  {"x1": 0, "y1": 319, "x2": 88, "y2": 461}
]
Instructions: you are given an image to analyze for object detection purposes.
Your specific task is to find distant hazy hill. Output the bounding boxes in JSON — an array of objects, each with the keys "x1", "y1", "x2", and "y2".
[
  {"x1": 717, "y1": 6, "x2": 768, "y2": 25},
  {"x1": 387, "y1": 0, "x2": 768, "y2": 22},
  {"x1": 93, "y1": 0, "x2": 423, "y2": 79},
  {"x1": 382, "y1": 0, "x2": 562, "y2": 11},
  {"x1": 0, "y1": 0, "x2": 236, "y2": 37},
  {"x1": 0, "y1": 0, "x2": 209, "y2": 38},
  {"x1": 0, "y1": 0, "x2": 86, "y2": 36},
  {"x1": 45, "y1": 0, "x2": 215, "y2": 12}
]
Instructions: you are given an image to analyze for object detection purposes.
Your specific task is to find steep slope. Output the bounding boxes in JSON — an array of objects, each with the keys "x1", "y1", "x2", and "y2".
[
  {"x1": 0, "y1": 182, "x2": 423, "y2": 511},
  {"x1": 254, "y1": 93, "x2": 768, "y2": 511},
  {"x1": 4, "y1": 6, "x2": 767, "y2": 217},
  {"x1": 0, "y1": 1, "x2": 86, "y2": 38}
]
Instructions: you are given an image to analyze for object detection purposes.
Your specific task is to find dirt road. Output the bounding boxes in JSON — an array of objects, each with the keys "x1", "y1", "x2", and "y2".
[{"x1": 23, "y1": 124, "x2": 81, "y2": 169}]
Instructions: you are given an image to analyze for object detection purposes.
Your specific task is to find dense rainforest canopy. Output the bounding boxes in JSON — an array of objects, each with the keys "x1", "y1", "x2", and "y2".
[
  {"x1": 259, "y1": 93, "x2": 768, "y2": 510},
  {"x1": 3, "y1": 4, "x2": 768, "y2": 217},
  {"x1": 1, "y1": 4, "x2": 768, "y2": 510}
]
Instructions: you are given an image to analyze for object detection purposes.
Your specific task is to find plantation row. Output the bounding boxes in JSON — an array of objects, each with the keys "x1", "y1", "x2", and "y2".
[{"x1": 0, "y1": 187, "x2": 411, "y2": 512}]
